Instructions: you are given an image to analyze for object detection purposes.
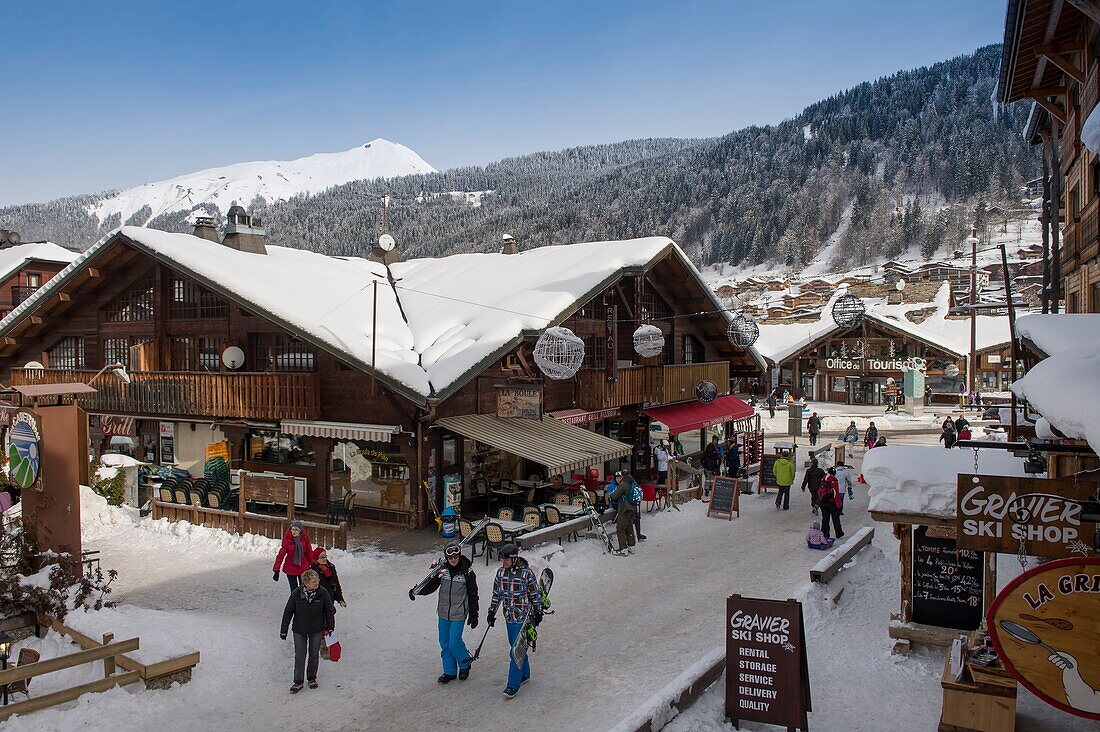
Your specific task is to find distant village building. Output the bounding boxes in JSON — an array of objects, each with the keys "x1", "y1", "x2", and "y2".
[{"x1": 0, "y1": 233, "x2": 80, "y2": 319}]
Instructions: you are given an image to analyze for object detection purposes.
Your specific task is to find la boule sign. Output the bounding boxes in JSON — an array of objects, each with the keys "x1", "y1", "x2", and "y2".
[{"x1": 956, "y1": 475, "x2": 1097, "y2": 558}]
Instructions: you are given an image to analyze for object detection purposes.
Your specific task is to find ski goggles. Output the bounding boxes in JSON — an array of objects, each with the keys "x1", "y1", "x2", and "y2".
[{"x1": 445, "y1": 545, "x2": 462, "y2": 557}]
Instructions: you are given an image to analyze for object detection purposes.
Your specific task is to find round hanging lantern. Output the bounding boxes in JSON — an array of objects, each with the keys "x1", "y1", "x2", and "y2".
[
  {"x1": 533, "y1": 326, "x2": 585, "y2": 380},
  {"x1": 831, "y1": 293, "x2": 865, "y2": 330},
  {"x1": 632, "y1": 324, "x2": 665, "y2": 358},
  {"x1": 726, "y1": 312, "x2": 760, "y2": 348},
  {"x1": 694, "y1": 380, "x2": 718, "y2": 403}
]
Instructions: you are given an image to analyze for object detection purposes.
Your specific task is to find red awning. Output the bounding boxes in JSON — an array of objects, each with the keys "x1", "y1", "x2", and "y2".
[{"x1": 644, "y1": 395, "x2": 755, "y2": 435}]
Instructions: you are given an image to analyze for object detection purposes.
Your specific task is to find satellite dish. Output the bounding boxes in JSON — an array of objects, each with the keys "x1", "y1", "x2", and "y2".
[
  {"x1": 6, "y1": 231, "x2": 20, "y2": 246},
  {"x1": 221, "y1": 346, "x2": 245, "y2": 370},
  {"x1": 378, "y1": 234, "x2": 396, "y2": 252},
  {"x1": 896, "y1": 279, "x2": 907, "y2": 291},
  {"x1": 23, "y1": 361, "x2": 44, "y2": 370}
]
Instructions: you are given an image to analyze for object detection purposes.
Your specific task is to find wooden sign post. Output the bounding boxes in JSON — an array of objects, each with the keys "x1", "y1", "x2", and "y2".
[
  {"x1": 708, "y1": 476, "x2": 740, "y2": 520},
  {"x1": 758, "y1": 454, "x2": 781, "y2": 495},
  {"x1": 988, "y1": 557, "x2": 1100, "y2": 720},
  {"x1": 726, "y1": 595, "x2": 811, "y2": 730}
]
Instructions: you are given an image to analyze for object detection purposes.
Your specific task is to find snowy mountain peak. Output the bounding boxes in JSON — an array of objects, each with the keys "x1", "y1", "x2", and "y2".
[{"x1": 89, "y1": 138, "x2": 435, "y2": 226}]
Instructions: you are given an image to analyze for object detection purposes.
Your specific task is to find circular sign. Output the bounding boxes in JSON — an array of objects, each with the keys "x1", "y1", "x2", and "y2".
[
  {"x1": 6, "y1": 409, "x2": 42, "y2": 491},
  {"x1": 945, "y1": 364, "x2": 960, "y2": 378},
  {"x1": 694, "y1": 380, "x2": 718, "y2": 403},
  {"x1": 988, "y1": 557, "x2": 1100, "y2": 719}
]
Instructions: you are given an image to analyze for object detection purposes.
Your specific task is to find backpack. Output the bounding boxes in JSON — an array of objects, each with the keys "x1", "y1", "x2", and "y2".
[
  {"x1": 626, "y1": 481, "x2": 642, "y2": 505},
  {"x1": 818, "y1": 485, "x2": 838, "y2": 509}
]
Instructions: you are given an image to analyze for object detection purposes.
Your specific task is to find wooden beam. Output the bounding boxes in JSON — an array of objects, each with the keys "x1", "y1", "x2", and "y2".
[
  {"x1": 0, "y1": 670, "x2": 141, "y2": 721},
  {"x1": 1038, "y1": 46, "x2": 1086, "y2": 85},
  {"x1": 1030, "y1": 94, "x2": 1069, "y2": 124},
  {"x1": 57, "y1": 292, "x2": 71, "y2": 302},
  {"x1": 86, "y1": 268, "x2": 102, "y2": 278},
  {"x1": 1, "y1": 337, "x2": 35, "y2": 346},
  {"x1": 1028, "y1": 85, "x2": 1069, "y2": 98},
  {"x1": 29, "y1": 316, "x2": 44, "y2": 325},
  {"x1": 1066, "y1": 0, "x2": 1100, "y2": 25},
  {"x1": 0, "y1": 638, "x2": 139, "y2": 685},
  {"x1": 1033, "y1": 0, "x2": 1066, "y2": 88}
]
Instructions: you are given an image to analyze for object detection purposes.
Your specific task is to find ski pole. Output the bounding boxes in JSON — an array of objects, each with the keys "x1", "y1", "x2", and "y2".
[{"x1": 464, "y1": 624, "x2": 492, "y2": 665}]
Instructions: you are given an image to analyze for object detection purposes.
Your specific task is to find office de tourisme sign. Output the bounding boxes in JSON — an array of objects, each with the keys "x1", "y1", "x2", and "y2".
[{"x1": 823, "y1": 356, "x2": 927, "y2": 372}]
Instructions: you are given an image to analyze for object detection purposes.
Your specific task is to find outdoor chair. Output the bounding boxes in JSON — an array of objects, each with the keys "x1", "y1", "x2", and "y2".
[
  {"x1": 484, "y1": 522, "x2": 507, "y2": 565},
  {"x1": 158, "y1": 484, "x2": 174, "y2": 503},
  {"x1": 496, "y1": 507, "x2": 514, "y2": 521},
  {"x1": 642, "y1": 482, "x2": 660, "y2": 512},
  {"x1": 470, "y1": 478, "x2": 489, "y2": 510},
  {"x1": 459, "y1": 518, "x2": 486, "y2": 557},
  {"x1": 188, "y1": 485, "x2": 206, "y2": 508},
  {"x1": 571, "y1": 495, "x2": 586, "y2": 507},
  {"x1": 528, "y1": 473, "x2": 543, "y2": 483},
  {"x1": 553, "y1": 492, "x2": 570, "y2": 505},
  {"x1": 543, "y1": 504, "x2": 577, "y2": 544},
  {"x1": 173, "y1": 484, "x2": 189, "y2": 505},
  {"x1": 524, "y1": 488, "x2": 535, "y2": 504},
  {"x1": 521, "y1": 506, "x2": 542, "y2": 530},
  {"x1": 6, "y1": 647, "x2": 41, "y2": 699},
  {"x1": 206, "y1": 488, "x2": 223, "y2": 509}
]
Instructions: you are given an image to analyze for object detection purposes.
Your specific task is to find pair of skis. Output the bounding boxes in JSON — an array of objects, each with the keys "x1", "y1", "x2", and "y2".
[
  {"x1": 407, "y1": 516, "x2": 492, "y2": 601},
  {"x1": 577, "y1": 493, "x2": 616, "y2": 554},
  {"x1": 464, "y1": 567, "x2": 554, "y2": 667}
]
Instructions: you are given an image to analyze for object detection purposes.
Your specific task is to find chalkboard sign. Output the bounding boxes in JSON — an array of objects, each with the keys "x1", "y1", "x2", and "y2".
[
  {"x1": 759, "y1": 455, "x2": 780, "y2": 491},
  {"x1": 726, "y1": 595, "x2": 811, "y2": 730},
  {"x1": 912, "y1": 525, "x2": 983, "y2": 631},
  {"x1": 708, "y1": 476, "x2": 739, "y2": 520}
]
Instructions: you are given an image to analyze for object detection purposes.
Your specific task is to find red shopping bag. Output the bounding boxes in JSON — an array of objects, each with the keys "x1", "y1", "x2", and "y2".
[{"x1": 325, "y1": 630, "x2": 342, "y2": 663}]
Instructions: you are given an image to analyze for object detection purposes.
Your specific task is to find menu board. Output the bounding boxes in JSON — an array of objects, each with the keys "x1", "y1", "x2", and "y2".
[
  {"x1": 912, "y1": 525, "x2": 984, "y2": 631},
  {"x1": 725, "y1": 595, "x2": 811, "y2": 730},
  {"x1": 759, "y1": 455, "x2": 780, "y2": 490},
  {"x1": 708, "y1": 476, "x2": 739, "y2": 520}
]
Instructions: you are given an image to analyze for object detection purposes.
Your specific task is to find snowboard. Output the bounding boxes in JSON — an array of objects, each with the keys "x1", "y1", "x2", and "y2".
[{"x1": 510, "y1": 567, "x2": 554, "y2": 667}]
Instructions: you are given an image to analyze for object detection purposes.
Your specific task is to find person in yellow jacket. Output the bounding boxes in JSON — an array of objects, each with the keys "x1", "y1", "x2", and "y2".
[{"x1": 773, "y1": 454, "x2": 796, "y2": 510}]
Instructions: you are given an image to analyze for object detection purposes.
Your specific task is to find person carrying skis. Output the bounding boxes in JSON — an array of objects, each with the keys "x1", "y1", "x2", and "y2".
[
  {"x1": 818, "y1": 470, "x2": 844, "y2": 540},
  {"x1": 310, "y1": 547, "x2": 346, "y2": 610},
  {"x1": 273, "y1": 520, "x2": 313, "y2": 591},
  {"x1": 801, "y1": 457, "x2": 825, "y2": 515},
  {"x1": 280, "y1": 568, "x2": 335, "y2": 693},
  {"x1": 486, "y1": 544, "x2": 542, "y2": 699},
  {"x1": 413, "y1": 540, "x2": 480, "y2": 683},
  {"x1": 807, "y1": 412, "x2": 821, "y2": 446}
]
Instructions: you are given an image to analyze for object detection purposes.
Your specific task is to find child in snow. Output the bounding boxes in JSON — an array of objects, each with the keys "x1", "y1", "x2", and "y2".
[
  {"x1": 273, "y1": 520, "x2": 313, "y2": 591},
  {"x1": 806, "y1": 522, "x2": 835, "y2": 550},
  {"x1": 279, "y1": 569, "x2": 335, "y2": 693},
  {"x1": 486, "y1": 544, "x2": 543, "y2": 699},
  {"x1": 310, "y1": 547, "x2": 346, "y2": 610},
  {"x1": 864, "y1": 421, "x2": 879, "y2": 449}
]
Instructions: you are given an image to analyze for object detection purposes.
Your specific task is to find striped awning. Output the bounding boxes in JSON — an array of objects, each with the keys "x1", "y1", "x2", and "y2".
[
  {"x1": 281, "y1": 420, "x2": 401, "y2": 442},
  {"x1": 435, "y1": 413, "x2": 631, "y2": 476}
]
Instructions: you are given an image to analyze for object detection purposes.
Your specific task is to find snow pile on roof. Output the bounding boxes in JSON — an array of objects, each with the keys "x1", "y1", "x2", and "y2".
[
  {"x1": 99, "y1": 454, "x2": 145, "y2": 468},
  {"x1": 1011, "y1": 338, "x2": 1100, "y2": 453},
  {"x1": 89, "y1": 138, "x2": 436, "y2": 226},
  {"x1": 864, "y1": 445, "x2": 1031, "y2": 519},
  {"x1": 0, "y1": 240, "x2": 79, "y2": 283},
  {"x1": 1015, "y1": 313, "x2": 1100, "y2": 356}
]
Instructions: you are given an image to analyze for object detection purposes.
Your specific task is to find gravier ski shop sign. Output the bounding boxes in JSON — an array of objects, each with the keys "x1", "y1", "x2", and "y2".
[{"x1": 725, "y1": 595, "x2": 810, "y2": 730}]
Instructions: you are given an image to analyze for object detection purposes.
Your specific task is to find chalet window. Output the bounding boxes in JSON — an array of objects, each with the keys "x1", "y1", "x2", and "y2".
[
  {"x1": 247, "y1": 430, "x2": 315, "y2": 466},
  {"x1": 169, "y1": 275, "x2": 228, "y2": 319},
  {"x1": 105, "y1": 274, "x2": 155, "y2": 322},
  {"x1": 252, "y1": 333, "x2": 315, "y2": 372},
  {"x1": 26, "y1": 273, "x2": 41, "y2": 288},
  {"x1": 103, "y1": 337, "x2": 152, "y2": 369},
  {"x1": 580, "y1": 333, "x2": 606, "y2": 369},
  {"x1": 169, "y1": 336, "x2": 221, "y2": 371},
  {"x1": 682, "y1": 335, "x2": 704, "y2": 364},
  {"x1": 48, "y1": 336, "x2": 85, "y2": 369}
]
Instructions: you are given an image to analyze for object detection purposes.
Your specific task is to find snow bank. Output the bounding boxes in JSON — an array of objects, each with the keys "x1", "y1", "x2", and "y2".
[
  {"x1": 61, "y1": 604, "x2": 198, "y2": 666},
  {"x1": 1015, "y1": 313, "x2": 1100, "y2": 356},
  {"x1": 864, "y1": 445, "x2": 1030, "y2": 519},
  {"x1": 1011, "y1": 337, "x2": 1100, "y2": 455},
  {"x1": 609, "y1": 645, "x2": 725, "y2": 732}
]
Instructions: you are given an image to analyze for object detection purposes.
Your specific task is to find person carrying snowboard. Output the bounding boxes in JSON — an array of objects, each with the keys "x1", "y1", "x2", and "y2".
[
  {"x1": 413, "y1": 540, "x2": 480, "y2": 683},
  {"x1": 486, "y1": 544, "x2": 542, "y2": 698}
]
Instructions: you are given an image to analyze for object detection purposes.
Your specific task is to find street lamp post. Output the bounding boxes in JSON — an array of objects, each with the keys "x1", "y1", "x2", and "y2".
[{"x1": 966, "y1": 227, "x2": 980, "y2": 402}]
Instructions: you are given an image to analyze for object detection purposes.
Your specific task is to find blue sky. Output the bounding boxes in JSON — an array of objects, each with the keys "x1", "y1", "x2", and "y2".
[{"x1": 2, "y1": 1, "x2": 1005, "y2": 206}]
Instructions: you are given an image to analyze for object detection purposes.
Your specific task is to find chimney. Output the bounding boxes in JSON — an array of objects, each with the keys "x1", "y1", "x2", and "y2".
[
  {"x1": 501, "y1": 233, "x2": 518, "y2": 255},
  {"x1": 192, "y1": 216, "x2": 219, "y2": 243},
  {"x1": 220, "y1": 204, "x2": 267, "y2": 255},
  {"x1": 0, "y1": 229, "x2": 21, "y2": 250}
]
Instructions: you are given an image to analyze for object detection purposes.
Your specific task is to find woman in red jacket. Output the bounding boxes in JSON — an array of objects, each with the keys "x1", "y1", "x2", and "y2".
[{"x1": 273, "y1": 520, "x2": 313, "y2": 591}]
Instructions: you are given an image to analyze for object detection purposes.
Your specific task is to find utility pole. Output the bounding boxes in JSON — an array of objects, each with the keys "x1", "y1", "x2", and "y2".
[{"x1": 967, "y1": 227, "x2": 980, "y2": 398}]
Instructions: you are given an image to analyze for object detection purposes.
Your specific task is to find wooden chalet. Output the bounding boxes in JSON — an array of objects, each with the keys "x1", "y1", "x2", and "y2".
[
  {"x1": 0, "y1": 219, "x2": 764, "y2": 528},
  {"x1": 1000, "y1": 0, "x2": 1100, "y2": 312},
  {"x1": 0, "y1": 237, "x2": 80, "y2": 319}
]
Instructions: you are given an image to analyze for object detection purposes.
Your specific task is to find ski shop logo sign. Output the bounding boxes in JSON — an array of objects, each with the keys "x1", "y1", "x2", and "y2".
[
  {"x1": 988, "y1": 558, "x2": 1100, "y2": 720},
  {"x1": 725, "y1": 595, "x2": 810, "y2": 730},
  {"x1": 6, "y1": 409, "x2": 42, "y2": 491},
  {"x1": 957, "y1": 475, "x2": 1096, "y2": 558}
]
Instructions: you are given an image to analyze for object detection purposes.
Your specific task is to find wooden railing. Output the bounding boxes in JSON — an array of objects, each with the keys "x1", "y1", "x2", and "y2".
[
  {"x1": 576, "y1": 361, "x2": 729, "y2": 410},
  {"x1": 150, "y1": 501, "x2": 348, "y2": 550},
  {"x1": 11, "y1": 368, "x2": 319, "y2": 421},
  {"x1": 10, "y1": 284, "x2": 38, "y2": 306}
]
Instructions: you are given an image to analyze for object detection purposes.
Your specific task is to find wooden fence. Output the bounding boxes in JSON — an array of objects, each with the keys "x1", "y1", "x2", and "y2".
[
  {"x1": 0, "y1": 635, "x2": 140, "y2": 722},
  {"x1": 150, "y1": 500, "x2": 348, "y2": 549}
]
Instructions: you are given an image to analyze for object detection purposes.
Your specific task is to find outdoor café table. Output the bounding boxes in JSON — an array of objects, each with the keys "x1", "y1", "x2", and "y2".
[
  {"x1": 541, "y1": 502, "x2": 585, "y2": 519},
  {"x1": 490, "y1": 518, "x2": 534, "y2": 539},
  {"x1": 489, "y1": 486, "x2": 523, "y2": 510},
  {"x1": 510, "y1": 479, "x2": 550, "y2": 501}
]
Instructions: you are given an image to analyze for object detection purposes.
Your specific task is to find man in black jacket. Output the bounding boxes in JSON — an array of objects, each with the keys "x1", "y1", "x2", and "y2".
[
  {"x1": 280, "y1": 569, "x2": 335, "y2": 693},
  {"x1": 414, "y1": 541, "x2": 480, "y2": 683},
  {"x1": 800, "y1": 457, "x2": 825, "y2": 515},
  {"x1": 807, "y1": 413, "x2": 822, "y2": 446}
]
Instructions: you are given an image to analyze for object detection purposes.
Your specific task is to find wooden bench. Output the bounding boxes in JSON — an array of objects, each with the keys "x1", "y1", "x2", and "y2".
[
  {"x1": 516, "y1": 509, "x2": 615, "y2": 550},
  {"x1": 805, "y1": 442, "x2": 832, "y2": 467},
  {"x1": 809, "y1": 526, "x2": 874, "y2": 584}
]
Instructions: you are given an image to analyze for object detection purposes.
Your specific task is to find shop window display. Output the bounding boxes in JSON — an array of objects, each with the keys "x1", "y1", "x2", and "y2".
[
  {"x1": 332, "y1": 440, "x2": 409, "y2": 511},
  {"x1": 247, "y1": 431, "x2": 315, "y2": 466}
]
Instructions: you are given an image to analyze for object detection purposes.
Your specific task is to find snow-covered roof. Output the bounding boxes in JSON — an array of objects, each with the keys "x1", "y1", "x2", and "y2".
[
  {"x1": 1015, "y1": 313, "x2": 1100, "y2": 356},
  {"x1": 753, "y1": 283, "x2": 1012, "y2": 364},
  {"x1": 0, "y1": 241, "x2": 80, "y2": 284},
  {"x1": 1, "y1": 227, "x2": 760, "y2": 404},
  {"x1": 1011, "y1": 332, "x2": 1100, "y2": 454},
  {"x1": 864, "y1": 445, "x2": 1031, "y2": 519}
]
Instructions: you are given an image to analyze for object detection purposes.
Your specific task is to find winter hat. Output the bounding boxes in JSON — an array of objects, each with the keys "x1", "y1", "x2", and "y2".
[
  {"x1": 312, "y1": 546, "x2": 327, "y2": 561},
  {"x1": 290, "y1": 520, "x2": 304, "y2": 531},
  {"x1": 827, "y1": 467, "x2": 836, "y2": 475}
]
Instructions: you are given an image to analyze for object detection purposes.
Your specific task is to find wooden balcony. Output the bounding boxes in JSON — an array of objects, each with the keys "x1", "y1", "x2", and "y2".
[
  {"x1": 10, "y1": 368, "x2": 320, "y2": 421},
  {"x1": 576, "y1": 361, "x2": 729, "y2": 410}
]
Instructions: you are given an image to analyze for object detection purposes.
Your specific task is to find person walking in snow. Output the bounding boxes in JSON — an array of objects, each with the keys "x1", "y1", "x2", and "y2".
[
  {"x1": 702, "y1": 435, "x2": 723, "y2": 484},
  {"x1": 413, "y1": 540, "x2": 480, "y2": 683},
  {"x1": 273, "y1": 520, "x2": 313, "y2": 591},
  {"x1": 801, "y1": 457, "x2": 825, "y2": 514},
  {"x1": 939, "y1": 424, "x2": 957, "y2": 449},
  {"x1": 807, "y1": 412, "x2": 821, "y2": 446},
  {"x1": 486, "y1": 544, "x2": 543, "y2": 699},
  {"x1": 864, "y1": 421, "x2": 879, "y2": 449},
  {"x1": 610, "y1": 469, "x2": 641, "y2": 553},
  {"x1": 280, "y1": 568, "x2": 335, "y2": 693},
  {"x1": 835, "y1": 462, "x2": 855, "y2": 501},
  {"x1": 773, "y1": 453, "x2": 796, "y2": 510},
  {"x1": 310, "y1": 547, "x2": 346, "y2": 611},
  {"x1": 818, "y1": 470, "x2": 844, "y2": 540},
  {"x1": 954, "y1": 415, "x2": 970, "y2": 434},
  {"x1": 766, "y1": 392, "x2": 777, "y2": 419},
  {"x1": 725, "y1": 436, "x2": 741, "y2": 478},
  {"x1": 942, "y1": 416, "x2": 955, "y2": 432}
]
